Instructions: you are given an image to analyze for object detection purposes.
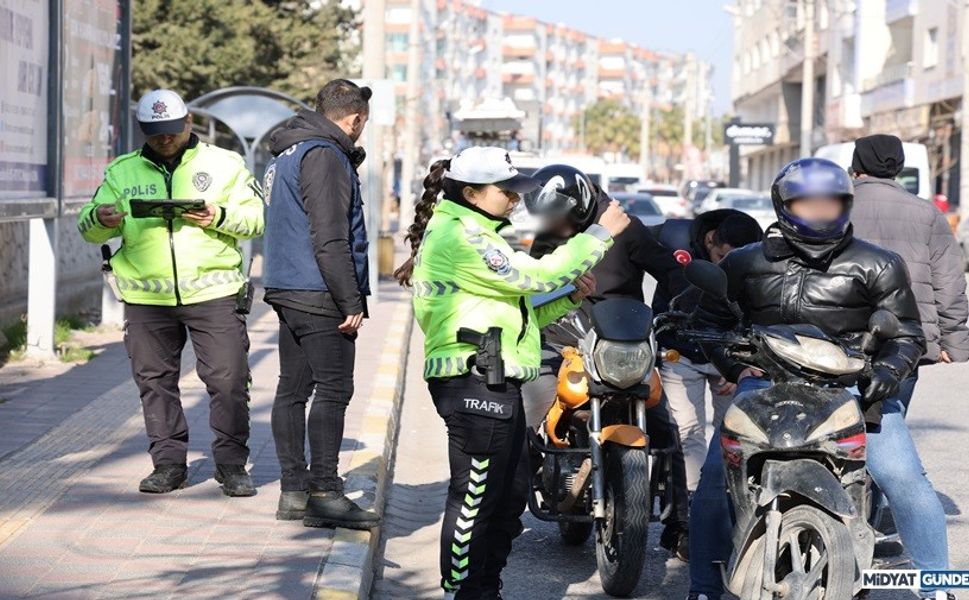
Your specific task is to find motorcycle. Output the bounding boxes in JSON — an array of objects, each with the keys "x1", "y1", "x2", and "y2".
[
  {"x1": 527, "y1": 292, "x2": 678, "y2": 597},
  {"x1": 660, "y1": 259, "x2": 900, "y2": 600}
]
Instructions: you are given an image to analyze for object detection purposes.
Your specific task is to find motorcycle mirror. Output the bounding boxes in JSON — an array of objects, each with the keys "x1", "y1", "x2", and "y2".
[
  {"x1": 684, "y1": 259, "x2": 728, "y2": 300},
  {"x1": 868, "y1": 309, "x2": 900, "y2": 340}
]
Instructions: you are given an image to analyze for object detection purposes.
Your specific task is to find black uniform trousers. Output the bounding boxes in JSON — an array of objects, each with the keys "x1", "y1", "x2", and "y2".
[
  {"x1": 429, "y1": 373, "x2": 527, "y2": 600},
  {"x1": 124, "y1": 295, "x2": 251, "y2": 466}
]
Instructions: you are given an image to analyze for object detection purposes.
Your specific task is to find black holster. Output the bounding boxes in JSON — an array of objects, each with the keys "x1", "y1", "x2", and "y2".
[{"x1": 458, "y1": 327, "x2": 505, "y2": 386}]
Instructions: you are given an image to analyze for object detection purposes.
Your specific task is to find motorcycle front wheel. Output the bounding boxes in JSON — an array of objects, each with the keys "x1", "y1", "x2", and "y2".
[
  {"x1": 595, "y1": 444, "x2": 650, "y2": 598},
  {"x1": 742, "y1": 505, "x2": 855, "y2": 600}
]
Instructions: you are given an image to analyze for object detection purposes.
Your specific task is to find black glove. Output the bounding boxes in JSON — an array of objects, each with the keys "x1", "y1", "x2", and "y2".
[
  {"x1": 864, "y1": 366, "x2": 900, "y2": 403},
  {"x1": 861, "y1": 366, "x2": 900, "y2": 427}
]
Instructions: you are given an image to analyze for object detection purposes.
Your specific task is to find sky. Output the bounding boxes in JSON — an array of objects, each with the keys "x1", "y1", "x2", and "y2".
[{"x1": 480, "y1": 0, "x2": 734, "y2": 115}]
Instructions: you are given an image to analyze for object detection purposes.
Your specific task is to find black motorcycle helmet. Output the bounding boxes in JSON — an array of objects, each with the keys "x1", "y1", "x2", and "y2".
[
  {"x1": 770, "y1": 157, "x2": 853, "y2": 241},
  {"x1": 524, "y1": 164, "x2": 597, "y2": 226}
]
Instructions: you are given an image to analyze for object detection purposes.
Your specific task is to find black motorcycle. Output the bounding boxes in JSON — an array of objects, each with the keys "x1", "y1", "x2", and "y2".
[{"x1": 659, "y1": 259, "x2": 900, "y2": 600}]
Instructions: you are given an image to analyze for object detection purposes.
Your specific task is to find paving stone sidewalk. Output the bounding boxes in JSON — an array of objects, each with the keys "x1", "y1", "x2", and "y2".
[{"x1": 0, "y1": 281, "x2": 411, "y2": 600}]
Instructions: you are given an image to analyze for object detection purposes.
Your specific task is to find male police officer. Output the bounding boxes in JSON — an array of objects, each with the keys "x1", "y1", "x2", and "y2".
[{"x1": 78, "y1": 89, "x2": 264, "y2": 496}]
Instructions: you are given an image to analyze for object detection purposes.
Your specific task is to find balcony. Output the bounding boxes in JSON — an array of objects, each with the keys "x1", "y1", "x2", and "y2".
[
  {"x1": 862, "y1": 62, "x2": 913, "y2": 93},
  {"x1": 886, "y1": 0, "x2": 918, "y2": 24},
  {"x1": 860, "y1": 63, "x2": 915, "y2": 115}
]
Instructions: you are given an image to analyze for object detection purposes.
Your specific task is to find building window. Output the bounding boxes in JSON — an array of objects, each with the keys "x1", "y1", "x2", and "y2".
[
  {"x1": 387, "y1": 33, "x2": 408, "y2": 52},
  {"x1": 923, "y1": 27, "x2": 939, "y2": 69},
  {"x1": 391, "y1": 65, "x2": 407, "y2": 82}
]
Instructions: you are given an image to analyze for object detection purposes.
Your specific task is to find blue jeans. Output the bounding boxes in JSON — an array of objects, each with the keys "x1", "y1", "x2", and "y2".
[{"x1": 688, "y1": 376, "x2": 948, "y2": 597}]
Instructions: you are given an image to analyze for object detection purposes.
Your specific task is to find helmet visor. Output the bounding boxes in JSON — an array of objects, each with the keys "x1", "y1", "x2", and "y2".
[{"x1": 523, "y1": 187, "x2": 577, "y2": 219}]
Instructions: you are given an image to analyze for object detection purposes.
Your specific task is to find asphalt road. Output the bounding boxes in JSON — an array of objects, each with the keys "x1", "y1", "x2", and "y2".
[{"x1": 375, "y1": 280, "x2": 969, "y2": 600}]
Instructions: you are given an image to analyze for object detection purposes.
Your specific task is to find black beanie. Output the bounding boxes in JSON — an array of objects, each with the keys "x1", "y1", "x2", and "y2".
[
  {"x1": 851, "y1": 134, "x2": 905, "y2": 179},
  {"x1": 715, "y1": 213, "x2": 764, "y2": 247}
]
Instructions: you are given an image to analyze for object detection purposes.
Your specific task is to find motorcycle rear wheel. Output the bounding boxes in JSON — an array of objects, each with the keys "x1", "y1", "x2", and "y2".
[
  {"x1": 741, "y1": 505, "x2": 855, "y2": 600},
  {"x1": 595, "y1": 445, "x2": 650, "y2": 598}
]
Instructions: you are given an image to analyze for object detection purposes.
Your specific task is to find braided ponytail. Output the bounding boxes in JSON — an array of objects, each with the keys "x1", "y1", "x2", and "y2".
[{"x1": 394, "y1": 159, "x2": 450, "y2": 286}]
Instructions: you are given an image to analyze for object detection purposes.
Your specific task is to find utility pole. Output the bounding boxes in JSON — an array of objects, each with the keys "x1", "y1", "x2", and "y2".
[
  {"x1": 362, "y1": 0, "x2": 385, "y2": 296},
  {"x1": 683, "y1": 53, "x2": 695, "y2": 153},
  {"x1": 800, "y1": 0, "x2": 816, "y2": 158},
  {"x1": 704, "y1": 95, "x2": 713, "y2": 176},
  {"x1": 398, "y1": 0, "x2": 422, "y2": 233},
  {"x1": 639, "y1": 82, "x2": 652, "y2": 181},
  {"x1": 960, "y1": 0, "x2": 969, "y2": 220}
]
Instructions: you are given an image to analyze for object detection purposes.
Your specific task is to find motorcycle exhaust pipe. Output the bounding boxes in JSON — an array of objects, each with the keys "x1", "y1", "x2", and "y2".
[{"x1": 557, "y1": 458, "x2": 592, "y2": 512}]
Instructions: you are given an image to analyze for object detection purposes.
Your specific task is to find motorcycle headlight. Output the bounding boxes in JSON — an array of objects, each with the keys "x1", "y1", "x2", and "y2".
[
  {"x1": 764, "y1": 334, "x2": 865, "y2": 375},
  {"x1": 805, "y1": 400, "x2": 863, "y2": 443},
  {"x1": 722, "y1": 404, "x2": 769, "y2": 445},
  {"x1": 593, "y1": 340, "x2": 652, "y2": 388}
]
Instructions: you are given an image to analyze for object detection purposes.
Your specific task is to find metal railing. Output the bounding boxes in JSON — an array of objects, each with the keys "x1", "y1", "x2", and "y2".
[{"x1": 862, "y1": 62, "x2": 913, "y2": 92}]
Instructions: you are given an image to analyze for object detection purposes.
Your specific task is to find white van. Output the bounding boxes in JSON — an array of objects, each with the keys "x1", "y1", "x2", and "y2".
[
  {"x1": 814, "y1": 142, "x2": 931, "y2": 200},
  {"x1": 604, "y1": 162, "x2": 645, "y2": 193}
]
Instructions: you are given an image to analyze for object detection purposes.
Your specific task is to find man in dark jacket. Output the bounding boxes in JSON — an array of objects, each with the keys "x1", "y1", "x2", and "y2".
[
  {"x1": 648, "y1": 211, "x2": 763, "y2": 492},
  {"x1": 850, "y1": 134, "x2": 969, "y2": 387},
  {"x1": 262, "y1": 79, "x2": 378, "y2": 529},
  {"x1": 687, "y1": 158, "x2": 949, "y2": 600},
  {"x1": 525, "y1": 164, "x2": 692, "y2": 559}
]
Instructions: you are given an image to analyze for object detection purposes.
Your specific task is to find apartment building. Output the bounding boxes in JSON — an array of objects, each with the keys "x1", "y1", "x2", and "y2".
[
  {"x1": 732, "y1": 0, "x2": 966, "y2": 200},
  {"x1": 378, "y1": 0, "x2": 710, "y2": 161}
]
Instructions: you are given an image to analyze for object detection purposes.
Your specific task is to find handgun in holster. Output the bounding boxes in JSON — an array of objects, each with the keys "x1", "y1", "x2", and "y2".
[
  {"x1": 100, "y1": 245, "x2": 122, "y2": 301},
  {"x1": 458, "y1": 327, "x2": 505, "y2": 386},
  {"x1": 235, "y1": 257, "x2": 255, "y2": 314}
]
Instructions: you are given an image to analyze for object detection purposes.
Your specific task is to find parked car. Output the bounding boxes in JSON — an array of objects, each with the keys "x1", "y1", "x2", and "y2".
[
  {"x1": 612, "y1": 192, "x2": 666, "y2": 227},
  {"x1": 681, "y1": 179, "x2": 725, "y2": 211},
  {"x1": 696, "y1": 187, "x2": 756, "y2": 214},
  {"x1": 717, "y1": 193, "x2": 775, "y2": 232},
  {"x1": 636, "y1": 184, "x2": 690, "y2": 218}
]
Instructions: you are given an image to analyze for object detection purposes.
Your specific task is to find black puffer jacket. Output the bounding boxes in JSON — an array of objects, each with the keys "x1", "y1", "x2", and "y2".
[{"x1": 700, "y1": 225, "x2": 925, "y2": 383}]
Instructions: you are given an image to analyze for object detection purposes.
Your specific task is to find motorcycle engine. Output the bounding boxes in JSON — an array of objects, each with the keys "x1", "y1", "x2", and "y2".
[{"x1": 542, "y1": 452, "x2": 586, "y2": 505}]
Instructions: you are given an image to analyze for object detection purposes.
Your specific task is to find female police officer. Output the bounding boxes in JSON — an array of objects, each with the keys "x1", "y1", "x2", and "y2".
[{"x1": 395, "y1": 146, "x2": 630, "y2": 599}]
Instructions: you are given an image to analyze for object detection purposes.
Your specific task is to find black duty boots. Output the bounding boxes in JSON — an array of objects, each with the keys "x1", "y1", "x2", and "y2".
[
  {"x1": 302, "y1": 491, "x2": 379, "y2": 530},
  {"x1": 276, "y1": 491, "x2": 310, "y2": 520},
  {"x1": 214, "y1": 464, "x2": 256, "y2": 497},
  {"x1": 139, "y1": 464, "x2": 188, "y2": 494}
]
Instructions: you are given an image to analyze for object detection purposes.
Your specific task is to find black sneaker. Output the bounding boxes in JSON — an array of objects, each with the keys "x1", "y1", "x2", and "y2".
[
  {"x1": 214, "y1": 464, "x2": 256, "y2": 497},
  {"x1": 660, "y1": 523, "x2": 690, "y2": 562},
  {"x1": 276, "y1": 490, "x2": 309, "y2": 520},
  {"x1": 139, "y1": 464, "x2": 187, "y2": 494},
  {"x1": 303, "y1": 491, "x2": 379, "y2": 530}
]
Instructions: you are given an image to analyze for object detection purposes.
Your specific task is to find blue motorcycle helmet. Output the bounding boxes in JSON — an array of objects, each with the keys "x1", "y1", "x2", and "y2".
[{"x1": 770, "y1": 157, "x2": 853, "y2": 241}]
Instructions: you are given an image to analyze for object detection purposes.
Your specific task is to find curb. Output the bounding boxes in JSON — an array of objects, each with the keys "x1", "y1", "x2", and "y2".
[{"x1": 313, "y1": 300, "x2": 414, "y2": 600}]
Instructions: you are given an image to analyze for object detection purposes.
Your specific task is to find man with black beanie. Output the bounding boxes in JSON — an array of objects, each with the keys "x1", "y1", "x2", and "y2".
[{"x1": 851, "y1": 134, "x2": 969, "y2": 398}]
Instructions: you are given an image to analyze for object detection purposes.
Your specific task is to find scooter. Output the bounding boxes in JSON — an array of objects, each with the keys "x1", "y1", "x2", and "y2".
[
  {"x1": 660, "y1": 259, "x2": 899, "y2": 600},
  {"x1": 527, "y1": 293, "x2": 678, "y2": 597}
]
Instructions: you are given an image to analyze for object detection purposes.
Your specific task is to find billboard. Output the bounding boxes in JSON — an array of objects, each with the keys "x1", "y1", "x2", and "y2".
[
  {"x1": 61, "y1": 0, "x2": 125, "y2": 198},
  {"x1": 0, "y1": 0, "x2": 50, "y2": 197}
]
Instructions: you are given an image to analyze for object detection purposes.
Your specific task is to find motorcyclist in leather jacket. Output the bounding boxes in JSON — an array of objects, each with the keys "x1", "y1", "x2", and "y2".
[{"x1": 686, "y1": 158, "x2": 950, "y2": 600}]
